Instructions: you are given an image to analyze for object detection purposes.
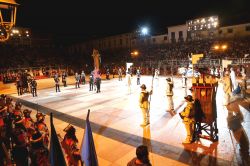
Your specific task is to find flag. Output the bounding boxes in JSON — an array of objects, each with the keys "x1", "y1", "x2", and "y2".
[
  {"x1": 192, "y1": 54, "x2": 203, "y2": 64},
  {"x1": 49, "y1": 113, "x2": 67, "y2": 166},
  {"x1": 80, "y1": 109, "x2": 98, "y2": 166},
  {"x1": 222, "y1": 59, "x2": 232, "y2": 69}
]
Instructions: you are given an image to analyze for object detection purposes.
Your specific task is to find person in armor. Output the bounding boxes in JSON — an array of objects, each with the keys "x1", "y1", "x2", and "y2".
[
  {"x1": 96, "y1": 72, "x2": 101, "y2": 93},
  {"x1": 30, "y1": 130, "x2": 49, "y2": 166},
  {"x1": 16, "y1": 76, "x2": 23, "y2": 96},
  {"x1": 166, "y1": 78, "x2": 174, "y2": 113},
  {"x1": 31, "y1": 78, "x2": 38, "y2": 97},
  {"x1": 118, "y1": 67, "x2": 122, "y2": 81},
  {"x1": 81, "y1": 70, "x2": 86, "y2": 85},
  {"x1": 75, "y1": 72, "x2": 80, "y2": 89},
  {"x1": 139, "y1": 84, "x2": 152, "y2": 127},
  {"x1": 106, "y1": 68, "x2": 110, "y2": 80},
  {"x1": 89, "y1": 72, "x2": 94, "y2": 91},
  {"x1": 127, "y1": 69, "x2": 132, "y2": 94},
  {"x1": 230, "y1": 67, "x2": 237, "y2": 90},
  {"x1": 223, "y1": 71, "x2": 232, "y2": 105},
  {"x1": 12, "y1": 115, "x2": 29, "y2": 166},
  {"x1": 62, "y1": 125, "x2": 81, "y2": 166},
  {"x1": 240, "y1": 72, "x2": 247, "y2": 98},
  {"x1": 62, "y1": 72, "x2": 67, "y2": 87},
  {"x1": 54, "y1": 74, "x2": 60, "y2": 92},
  {"x1": 35, "y1": 113, "x2": 49, "y2": 147},
  {"x1": 136, "y1": 69, "x2": 141, "y2": 85},
  {"x1": 179, "y1": 95, "x2": 195, "y2": 144},
  {"x1": 182, "y1": 71, "x2": 187, "y2": 88}
]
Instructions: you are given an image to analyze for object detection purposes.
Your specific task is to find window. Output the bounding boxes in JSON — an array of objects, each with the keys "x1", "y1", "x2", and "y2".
[
  {"x1": 179, "y1": 31, "x2": 183, "y2": 38},
  {"x1": 152, "y1": 38, "x2": 156, "y2": 42},
  {"x1": 163, "y1": 36, "x2": 167, "y2": 40},
  {"x1": 246, "y1": 25, "x2": 250, "y2": 31},
  {"x1": 120, "y1": 39, "x2": 122, "y2": 45},
  {"x1": 171, "y1": 32, "x2": 175, "y2": 39},
  {"x1": 227, "y1": 28, "x2": 233, "y2": 33}
]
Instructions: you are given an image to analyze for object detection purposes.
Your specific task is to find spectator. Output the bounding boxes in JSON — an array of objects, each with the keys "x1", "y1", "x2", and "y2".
[{"x1": 127, "y1": 145, "x2": 152, "y2": 166}]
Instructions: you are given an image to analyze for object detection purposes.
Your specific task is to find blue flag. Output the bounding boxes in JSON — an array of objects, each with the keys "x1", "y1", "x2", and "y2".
[
  {"x1": 49, "y1": 113, "x2": 67, "y2": 166},
  {"x1": 80, "y1": 109, "x2": 99, "y2": 166}
]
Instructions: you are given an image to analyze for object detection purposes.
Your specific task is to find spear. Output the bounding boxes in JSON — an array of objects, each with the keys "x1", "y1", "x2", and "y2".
[{"x1": 148, "y1": 67, "x2": 154, "y2": 111}]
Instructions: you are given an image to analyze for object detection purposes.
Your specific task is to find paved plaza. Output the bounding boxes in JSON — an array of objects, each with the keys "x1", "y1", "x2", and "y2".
[{"x1": 2, "y1": 76, "x2": 250, "y2": 165}]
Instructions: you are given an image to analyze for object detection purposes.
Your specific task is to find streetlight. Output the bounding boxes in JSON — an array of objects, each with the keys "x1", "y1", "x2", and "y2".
[{"x1": 0, "y1": 0, "x2": 18, "y2": 42}]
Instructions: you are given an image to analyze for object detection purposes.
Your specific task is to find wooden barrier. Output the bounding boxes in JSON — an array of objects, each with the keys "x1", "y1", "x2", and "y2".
[{"x1": 192, "y1": 75, "x2": 219, "y2": 142}]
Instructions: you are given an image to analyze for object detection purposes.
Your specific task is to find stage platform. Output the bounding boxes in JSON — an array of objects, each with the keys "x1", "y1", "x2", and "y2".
[{"x1": 9, "y1": 76, "x2": 250, "y2": 165}]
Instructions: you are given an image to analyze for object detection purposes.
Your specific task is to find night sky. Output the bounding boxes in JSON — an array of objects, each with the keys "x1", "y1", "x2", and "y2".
[{"x1": 15, "y1": 0, "x2": 250, "y2": 42}]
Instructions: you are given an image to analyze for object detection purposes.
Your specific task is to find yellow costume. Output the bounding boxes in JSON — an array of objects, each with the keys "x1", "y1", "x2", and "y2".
[{"x1": 180, "y1": 95, "x2": 195, "y2": 144}]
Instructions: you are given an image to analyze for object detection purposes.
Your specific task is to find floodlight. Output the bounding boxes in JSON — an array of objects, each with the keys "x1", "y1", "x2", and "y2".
[
  {"x1": 214, "y1": 45, "x2": 219, "y2": 50},
  {"x1": 221, "y1": 45, "x2": 227, "y2": 50},
  {"x1": 141, "y1": 27, "x2": 148, "y2": 35}
]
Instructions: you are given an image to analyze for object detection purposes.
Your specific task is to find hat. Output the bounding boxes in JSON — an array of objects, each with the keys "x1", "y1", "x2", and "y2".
[
  {"x1": 23, "y1": 109, "x2": 32, "y2": 116},
  {"x1": 63, "y1": 124, "x2": 76, "y2": 134},
  {"x1": 15, "y1": 102, "x2": 22, "y2": 109},
  {"x1": 30, "y1": 131, "x2": 43, "y2": 143},
  {"x1": 140, "y1": 84, "x2": 146, "y2": 89},
  {"x1": 166, "y1": 78, "x2": 171, "y2": 82},
  {"x1": 36, "y1": 112, "x2": 46, "y2": 121},
  {"x1": 184, "y1": 95, "x2": 194, "y2": 102}
]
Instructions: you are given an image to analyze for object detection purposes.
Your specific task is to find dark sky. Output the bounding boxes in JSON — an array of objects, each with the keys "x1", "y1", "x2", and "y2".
[{"x1": 15, "y1": 0, "x2": 250, "y2": 42}]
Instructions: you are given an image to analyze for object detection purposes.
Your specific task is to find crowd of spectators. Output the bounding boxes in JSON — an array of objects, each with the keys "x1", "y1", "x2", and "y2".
[{"x1": 1, "y1": 37, "x2": 250, "y2": 83}]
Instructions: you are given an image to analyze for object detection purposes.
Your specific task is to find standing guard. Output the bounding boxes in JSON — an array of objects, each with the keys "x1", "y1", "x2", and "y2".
[
  {"x1": 106, "y1": 68, "x2": 110, "y2": 80},
  {"x1": 16, "y1": 76, "x2": 23, "y2": 96},
  {"x1": 31, "y1": 78, "x2": 38, "y2": 97},
  {"x1": 89, "y1": 72, "x2": 94, "y2": 91},
  {"x1": 136, "y1": 68, "x2": 141, "y2": 85},
  {"x1": 139, "y1": 84, "x2": 152, "y2": 127},
  {"x1": 182, "y1": 72, "x2": 187, "y2": 88},
  {"x1": 166, "y1": 78, "x2": 174, "y2": 113},
  {"x1": 118, "y1": 67, "x2": 122, "y2": 81},
  {"x1": 62, "y1": 72, "x2": 67, "y2": 87},
  {"x1": 81, "y1": 70, "x2": 86, "y2": 85},
  {"x1": 61, "y1": 125, "x2": 81, "y2": 166},
  {"x1": 223, "y1": 71, "x2": 232, "y2": 105},
  {"x1": 96, "y1": 72, "x2": 101, "y2": 93},
  {"x1": 54, "y1": 74, "x2": 60, "y2": 92},
  {"x1": 179, "y1": 95, "x2": 195, "y2": 144},
  {"x1": 75, "y1": 72, "x2": 80, "y2": 89},
  {"x1": 240, "y1": 72, "x2": 247, "y2": 98}
]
